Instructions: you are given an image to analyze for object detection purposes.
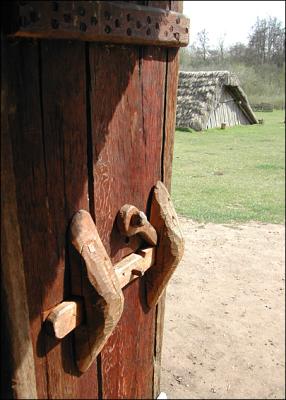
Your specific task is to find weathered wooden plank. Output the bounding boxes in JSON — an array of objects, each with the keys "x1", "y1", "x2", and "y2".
[
  {"x1": 88, "y1": 42, "x2": 166, "y2": 398},
  {"x1": 6, "y1": 38, "x2": 49, "y2": 399},
  {"x1": 152, "y1": 290, "x2": 166, "y2": 398},
  {"x1": 6, "y1": 37, "x2": 98, "y2": 398},
  {"x1": 153, "y1": 46, "x2": 180, "y2": 397},
  {"x1": 162, "y1": 48, "x2": 180, "y2": 195},
  {"x1": 225, "y1": 101, "x2": 230, "y2": 126},
  {"x1": 153, "y1": 3, "x2": 182, "y2": 394},
  {"x1": 222, "y1": 103, "x2": 227, "y2": 125},
  {"x1": 90, "y1": 44, "x2": 146, "y2": 399},
  {"x1": 39, "y1": 39, "x2": 99, "y2": 398},
  {"x1": 89, "y1": 44, "x2": 139, "y2": 259},
  {"x1": 1, "y1": 37, "x2": 38, "y2": 400},
  {"x1": 140, "y1": 45, "x2": 167, "y2": 192},
  {"x1": 5, "y1": 1, "x2": 189, "y2": 47},
  {"x1": 129, "y1": 45, "x2": 167, "y2": 399}
]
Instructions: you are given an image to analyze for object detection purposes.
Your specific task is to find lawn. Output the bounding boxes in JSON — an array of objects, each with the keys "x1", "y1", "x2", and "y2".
[{"x1": 171, "y1": 110, "x2": 285, "y2": 224}]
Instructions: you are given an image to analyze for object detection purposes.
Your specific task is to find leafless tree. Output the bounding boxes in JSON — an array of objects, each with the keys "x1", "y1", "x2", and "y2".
[
  {"x1": 248, "y1": 17, "x2": 285, "y2": 66},
  {"x1": 197, "y1": 29, "x2": 209, "y2": 61}
]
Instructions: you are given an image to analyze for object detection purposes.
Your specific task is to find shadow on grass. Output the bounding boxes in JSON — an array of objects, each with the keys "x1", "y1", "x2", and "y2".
[{"x1": 176, "y1": 127, "x2": 194, "y2": 133}]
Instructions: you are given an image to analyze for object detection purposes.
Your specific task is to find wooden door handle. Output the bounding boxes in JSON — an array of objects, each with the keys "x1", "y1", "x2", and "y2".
[
  {"x1": 69, "y1": 210, "x2": 124, "y2": 372},
  {"x1": 43, "y1": 181, "x2": 184, "y2": 373},
  {"x1": 146, "y1": 181, "x2": 185, "y2": 307}
]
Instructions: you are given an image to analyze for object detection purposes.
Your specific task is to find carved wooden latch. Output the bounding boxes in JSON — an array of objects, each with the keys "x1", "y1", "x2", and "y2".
[{"x1": 44, "y1": 181, "x2": 184, "y2": 373}]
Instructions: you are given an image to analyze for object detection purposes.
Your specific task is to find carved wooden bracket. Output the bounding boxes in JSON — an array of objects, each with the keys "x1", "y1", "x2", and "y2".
[
  {"x1": 43, "y1": 181, "x2": 184, "y2": 373},
  {"x1": 69, "y1": 210, "x2": 125, "y2": 372},
  {"x1": 147, "y1": 181, "x2": 185, "y2": 307},
  {"x1": 4, "y1": 1, "x2": 189, "y2": 47}
]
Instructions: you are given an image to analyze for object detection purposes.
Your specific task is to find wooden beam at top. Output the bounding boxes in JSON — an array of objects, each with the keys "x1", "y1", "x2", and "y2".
[{"x1": 3, "y1": 1, "x2": 189, "y2": 47}]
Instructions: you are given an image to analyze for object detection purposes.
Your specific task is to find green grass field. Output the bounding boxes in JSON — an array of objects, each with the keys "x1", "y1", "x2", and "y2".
[{"x1": 172, "y1": 110, "x2": 285, "y2": 224}]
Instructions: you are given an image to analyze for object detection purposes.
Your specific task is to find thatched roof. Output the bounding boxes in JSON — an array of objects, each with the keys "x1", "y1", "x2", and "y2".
[{"x1": 176, "y1": 71, "x2": 258, "y2": 130}]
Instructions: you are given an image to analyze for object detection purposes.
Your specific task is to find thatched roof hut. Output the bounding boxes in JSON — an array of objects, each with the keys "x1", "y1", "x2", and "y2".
[{"x1": 176, "y1": 71, "x2": 258, "y2": 131}]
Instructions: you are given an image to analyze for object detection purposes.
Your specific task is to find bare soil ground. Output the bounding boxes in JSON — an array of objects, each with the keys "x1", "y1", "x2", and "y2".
[{"x1": 161, "y1": 217, "x2": 285, "y2": 399}]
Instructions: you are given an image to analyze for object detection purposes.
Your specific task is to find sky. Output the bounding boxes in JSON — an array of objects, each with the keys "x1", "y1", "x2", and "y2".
[{"x1": 183, "y1": 1, "x2": 285, "y2": 48}]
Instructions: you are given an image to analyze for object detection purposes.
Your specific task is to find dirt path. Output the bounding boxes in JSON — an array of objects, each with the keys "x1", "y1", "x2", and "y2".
[{"x1": 160, "y1": 218, "x2": 285, "y2": 399}]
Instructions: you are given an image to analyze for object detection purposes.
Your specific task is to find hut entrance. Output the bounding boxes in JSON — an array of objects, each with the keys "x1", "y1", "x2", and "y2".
[{"x1": 206, "y1": 87, "x2": 250, "y2": 129}]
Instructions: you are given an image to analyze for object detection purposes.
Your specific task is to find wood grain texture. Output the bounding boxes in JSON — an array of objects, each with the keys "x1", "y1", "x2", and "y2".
[
  {"x1": 146, "y1": 181, "x2": 184, "y2": 307},
  {"x1": 7, "y1": 1, "x2": 189, "y2": 47},
  {"x1": 39, "y1": 39, "x2": 99, "y2": 398},
  {"x1": 206, "y1": 87, "x2": 250, "y2": 129},
  {"x1": 153, "y1": 289, "x2": 166, "y2": 398},
  {"x1": 5, "y1": 38, "x2": 49, "y2": 399},
  {"x1": 162, "y1": 47, "x2": 180, "y2": 190},
  {"x1": 1, "y1": 37, "x2": 38, "y2": 400},
  {"x1": 153, "y1": 46, "x2": 180, "y2": 398},
  {"x1": 89, "y1": 42, "x2": 166, "y2": 398},
  {"x1": 153, "y1": 3, "x2": 182, "y2": 397},
  {"x1": 5, "y1": 38, "x2": 98, "y2": 398},
  {"x1": 2, "y1": 1, "x2": 182, "y2": 396}
]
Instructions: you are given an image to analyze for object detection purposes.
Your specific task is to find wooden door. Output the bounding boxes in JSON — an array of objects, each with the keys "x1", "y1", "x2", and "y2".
[{"x1": 1, "y1": 1, "x2": 187, "y2": 398}]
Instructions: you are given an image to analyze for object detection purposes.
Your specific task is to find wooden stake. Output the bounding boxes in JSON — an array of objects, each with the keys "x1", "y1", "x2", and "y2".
[{"x1": 44, "y1": 300, "x2": 83, "y2": 339}]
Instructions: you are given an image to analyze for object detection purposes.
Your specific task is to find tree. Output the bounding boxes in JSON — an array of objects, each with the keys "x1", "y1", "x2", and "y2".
[
  {"x1": 248, "y1": 17, "x2": 285, "y2": 66},
  {"x1": 178, "y1": 17, "x2": 285, "y2": 110},
  {"x1": 228, "y1": 42, "x2": 248, "y2": 62},
  {"x1": 248, "y1": 17, "x2": 267, "y2": 64},
  {"x1": 197, "y1": 29, "x2": 209, "y2": 61}
]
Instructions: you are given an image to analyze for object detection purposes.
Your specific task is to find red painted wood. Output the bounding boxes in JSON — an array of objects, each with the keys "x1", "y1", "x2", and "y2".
[
  {"x1": 162, "y1": 47, "x2": 180, "y2": 190},
  {"x1": 89, "y1": 43, "x2": 166, "y2": 398},
  {"x1": 7, "y1": 1, "x2": 189, "y2": 47},
  {"x1": 2, "y1": 1, "x2": 182, "y2": 398},
  {"x1": 6, "y1": 39, "x2": 97, "y2": 398},
  {"x1": 6, "y1": 39, "x2": 49, "y2": 398},
  {"x1": 39, "y1": 40, "x2": 98, "y2": 398}
]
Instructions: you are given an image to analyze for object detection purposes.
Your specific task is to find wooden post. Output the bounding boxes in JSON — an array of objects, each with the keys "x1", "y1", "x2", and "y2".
[{"x1": 1, "y1": 1, "x2": 185, "y2": 398}]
